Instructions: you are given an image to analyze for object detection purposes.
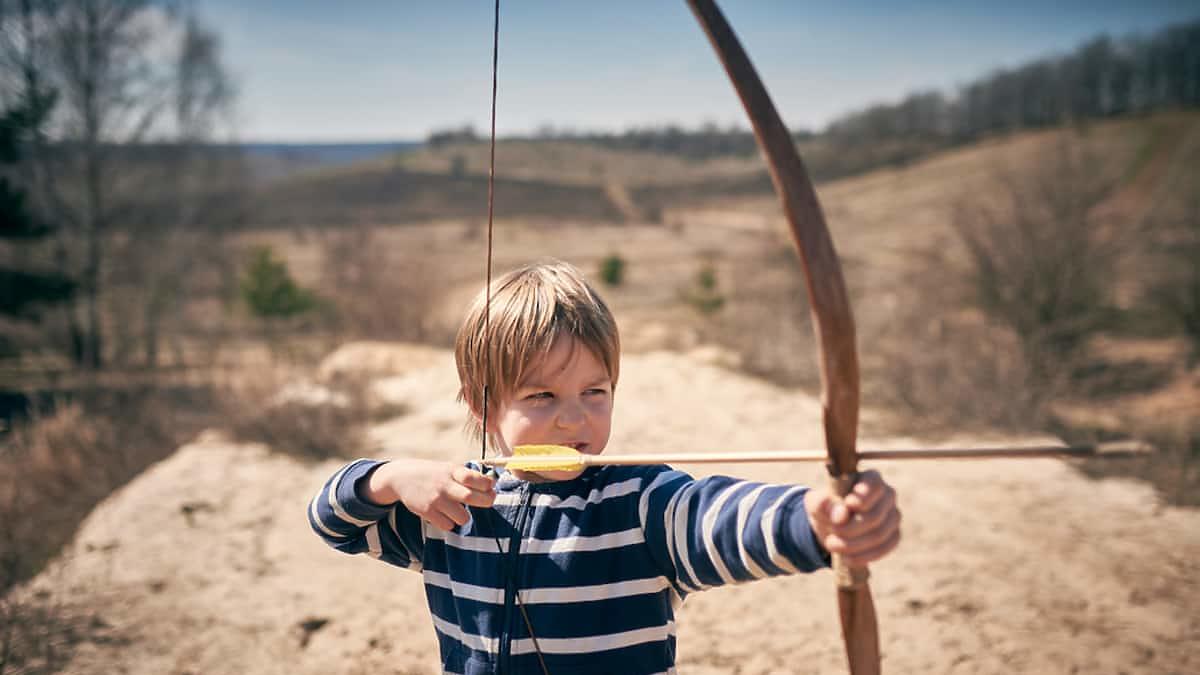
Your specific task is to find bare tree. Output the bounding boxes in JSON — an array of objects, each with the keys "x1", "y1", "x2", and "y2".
[
  {"x1": 108, "y1": 13, "x2": 242, "y2": 368},
  {"x1": 1, "y1": 0, "x2": 240, "y2": 369},
  {"x1": 51, "y1": 0, "x2": 157, "y2": 367}
]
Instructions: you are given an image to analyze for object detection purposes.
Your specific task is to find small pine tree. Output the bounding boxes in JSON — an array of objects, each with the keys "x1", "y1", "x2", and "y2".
[
  {"x1": 0, "y1": 88, "x2": 75, "y2": 355},
  {"x1": 239, "y1": 246, "x2": 318, "y2": 318}
]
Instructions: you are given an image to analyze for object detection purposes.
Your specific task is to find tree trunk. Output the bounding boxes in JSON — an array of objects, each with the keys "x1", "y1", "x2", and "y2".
[{"x1": 80, "y1": 0, "x2": 104, "y2": 370}]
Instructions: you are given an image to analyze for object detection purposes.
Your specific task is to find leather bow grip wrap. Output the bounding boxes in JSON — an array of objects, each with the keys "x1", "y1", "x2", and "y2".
[{"x1": 684, "y1": 1, "x2": 879, "y2": 673}]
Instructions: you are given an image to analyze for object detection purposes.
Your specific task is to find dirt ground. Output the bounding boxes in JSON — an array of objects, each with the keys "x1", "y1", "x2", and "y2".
[{"x1": 15, "y1": 343, "x2": 1198, "y2": 675}]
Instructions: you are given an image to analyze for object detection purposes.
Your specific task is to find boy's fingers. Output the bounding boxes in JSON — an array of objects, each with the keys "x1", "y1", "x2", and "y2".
[
  {"x1": 834, "y1": 506, "x2": 902, "y2": 552},
  {"x1": 830, "y1": 499, "x2": 850, "y2": 525},
  {"x1": 834, "y1": 487, "x2": 898, "y2": 538},
  {"x1": 424, "y1": 511, "x2": 457, "y2": 532},
  {"x1": 443, "y1": 482, "x2": 497, "y2": 508},
  {"x1": 438, "y1": 499, "x2": 472, "y2": 527},
  {"x1": 462, "y1": 488, "x2": 496, "y2": 508},
  {"x1": 840, "y1": 480, "x2": 897, "y2": 528},
  {"x1": 842, "y1": 470, "x2": 885, "y2": 511},
  {"x1": 808, "y1": 491, "x2": 845, "y2": 527},
  {"x1": 454, "y1": 467, "x2": 496, "y2": 492},
  {"x1": 840, "y1": 528, "x2": 901, "y2": 567}
]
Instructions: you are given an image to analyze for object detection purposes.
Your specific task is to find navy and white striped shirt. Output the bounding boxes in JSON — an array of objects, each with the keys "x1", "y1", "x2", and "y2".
[{"x1": 309, "y1": 459, "x2": 829, "y2": 675}]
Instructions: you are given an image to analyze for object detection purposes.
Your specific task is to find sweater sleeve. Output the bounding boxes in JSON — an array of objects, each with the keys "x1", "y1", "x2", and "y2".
[
  {"x1": 307, "y1": 459, "x2": 425, "y2": 570},
  {"x1": 637, "y1": 467, "x2": 830, "y2": 594}
]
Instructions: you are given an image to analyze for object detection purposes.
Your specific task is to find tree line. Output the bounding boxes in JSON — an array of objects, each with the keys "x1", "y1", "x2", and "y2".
[
  {"x1": 828, "y1": 19, "x2": 1200, "y2": 144},
  {"x1": 467, "y1": 17, "x2": 1199, "y2": 160}
]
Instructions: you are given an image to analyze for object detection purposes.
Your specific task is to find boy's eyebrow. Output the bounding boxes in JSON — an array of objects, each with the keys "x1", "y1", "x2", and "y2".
[{"x1": 517, "y1": 374, "x2": 612, "y2": 391}]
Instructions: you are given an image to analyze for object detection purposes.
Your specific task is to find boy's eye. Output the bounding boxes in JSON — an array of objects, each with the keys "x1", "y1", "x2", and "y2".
[
  {"x1": 525, "y1": 391, "x2": 553, "y2": 400},
  {"x1": 584, "y1": 388, "x2": 609, "y2": 396}
]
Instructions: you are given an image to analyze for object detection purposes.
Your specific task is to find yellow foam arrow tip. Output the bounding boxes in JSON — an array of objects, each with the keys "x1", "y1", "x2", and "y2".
[{"x1": 507, "y1": 444, "x2": 586, "y2": 471}]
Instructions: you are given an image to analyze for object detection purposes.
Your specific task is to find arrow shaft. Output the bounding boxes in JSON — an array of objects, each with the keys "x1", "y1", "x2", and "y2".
[{"x1": 481, "y1": 444, "x2": 1141, "y2": 467}]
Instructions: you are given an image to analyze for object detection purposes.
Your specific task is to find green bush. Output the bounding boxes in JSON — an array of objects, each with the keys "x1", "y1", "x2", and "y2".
[
  {"x1": 599, "y1": 253, "x2": 626, "y2": 287},
  {"x1": 239, "y1": 246, "x2": 318, "y2": 319},
  {"x1": 683, "y1": 261, "x2": 725, "y2": 315}
]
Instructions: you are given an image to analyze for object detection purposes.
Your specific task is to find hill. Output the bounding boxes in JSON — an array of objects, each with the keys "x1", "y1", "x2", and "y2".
[
  {"x1": 233, "y1": 108, "x2": 1200, "y2": 497},
  {"x1": 240, "y1": 141, "x2": 422, "y2": 182},
  {"x1": 244, "y1": 111, "x2": 1196, "y2": 229}
]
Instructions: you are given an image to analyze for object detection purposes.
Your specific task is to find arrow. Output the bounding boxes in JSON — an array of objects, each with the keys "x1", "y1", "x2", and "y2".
[{"x1": 482, "y1": 442, "x2": 1149, "y2": 473}]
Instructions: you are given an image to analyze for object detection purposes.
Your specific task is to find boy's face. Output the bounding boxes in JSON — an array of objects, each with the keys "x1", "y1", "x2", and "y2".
[{"x1": 489, "y1": 335, "x2": 614, "y2": 481}]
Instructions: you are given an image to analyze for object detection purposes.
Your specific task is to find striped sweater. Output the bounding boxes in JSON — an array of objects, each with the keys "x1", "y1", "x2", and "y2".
[{"x1": 308, "y1": 459, "x2": 830, "y2": 675}]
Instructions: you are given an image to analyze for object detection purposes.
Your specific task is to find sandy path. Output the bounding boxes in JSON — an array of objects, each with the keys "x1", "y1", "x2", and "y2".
[{"x1": 21, "y1": 349, "x2": 1199, "y2": 674}]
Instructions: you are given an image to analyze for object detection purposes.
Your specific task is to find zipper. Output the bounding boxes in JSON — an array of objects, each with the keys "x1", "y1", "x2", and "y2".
[{"x1": 498, "y1": 484, "x2": 536, "y2": 673}]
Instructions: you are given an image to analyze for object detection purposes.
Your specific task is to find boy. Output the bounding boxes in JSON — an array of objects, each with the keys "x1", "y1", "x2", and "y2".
[{"x1": 309, "y1": 260, "x2": 900, "y2": 675}]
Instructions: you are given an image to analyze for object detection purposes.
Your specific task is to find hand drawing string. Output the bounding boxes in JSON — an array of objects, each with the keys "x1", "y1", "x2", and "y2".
[{"x1": 481, "y1": 1, "x2": 550, "y2": 672}]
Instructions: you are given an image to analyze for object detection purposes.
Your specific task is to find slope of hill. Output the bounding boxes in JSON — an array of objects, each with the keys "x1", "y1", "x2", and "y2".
[
  {"x1": 241, "y1": 141, "x2": 422, "y2": 182},
  {"x1": 250, "y1": 166, "x2": 625, "y2": 226},
  {"x1": 234, "y1": 111, "x2": 1199, "y2": 431},
  {"x1": 245, "y1": 111, "x2": 1197, "y2": 229}
]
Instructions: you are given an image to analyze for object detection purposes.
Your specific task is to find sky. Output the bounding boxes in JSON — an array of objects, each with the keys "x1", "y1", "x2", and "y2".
[{"x1": 200, "y1": 1, "x2": 1200, "y2": 143}]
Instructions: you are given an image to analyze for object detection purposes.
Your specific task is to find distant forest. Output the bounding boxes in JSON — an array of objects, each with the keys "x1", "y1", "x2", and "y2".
[{"x1": 430, "y1": 18, "x2": 1200, "y2": 162}]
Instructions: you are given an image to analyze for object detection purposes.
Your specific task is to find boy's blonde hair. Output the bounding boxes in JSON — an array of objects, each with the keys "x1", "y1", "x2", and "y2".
[{"x1": 455, "y1": 260, "x2": 620, "y2": 439}]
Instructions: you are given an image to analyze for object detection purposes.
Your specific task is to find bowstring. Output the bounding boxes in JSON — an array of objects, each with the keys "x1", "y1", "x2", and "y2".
[{"x1": 481, "y1": 1, "x2": 550, "y2": 672}]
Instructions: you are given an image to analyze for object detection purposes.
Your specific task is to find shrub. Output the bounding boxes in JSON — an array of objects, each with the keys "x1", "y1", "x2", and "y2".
[
  {"x1": 689, "y1": 245, "x2": 820, "y2": 388},
  {"x1": 1143, "y1": 155, "x2": 1200, "y2": 362},
  {"x1": 226, "y1": 398, "x2": 363, "y2": 461},
  {"x1": 239, "y1": 246, "x2": 318, "y2": 319},
  {"x1": 953, "y1": 136, "x2": 1123, "y2": 388},
  {"x1": 0, "y1": 386, "x2": 213, "y2": 591},
  {"x1": 318, "y1": 226, "x2": 453, "y2": 344},
  {"x1": 598, "y1": 253, "x2": 625, "y2": 287},
  {"x1": 220, "y1": 368, "x2": 394, "y2": 462},
  {"x1": 0, "y1": 381, "x2": 214, "y2": 669},
  {"x1": 682, "y1": 260, "x2": 725, "y2": 315}
]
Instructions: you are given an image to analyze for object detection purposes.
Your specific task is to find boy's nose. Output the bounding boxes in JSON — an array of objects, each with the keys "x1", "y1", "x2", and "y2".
[{"x1": 555, "y1": 400, "x2": 584, "y2": 428}]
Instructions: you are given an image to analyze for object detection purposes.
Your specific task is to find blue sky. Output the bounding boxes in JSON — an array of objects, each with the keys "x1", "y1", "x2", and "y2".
[{"x1": 201, "y1": 1, "x2": 1199, "y2": 143}]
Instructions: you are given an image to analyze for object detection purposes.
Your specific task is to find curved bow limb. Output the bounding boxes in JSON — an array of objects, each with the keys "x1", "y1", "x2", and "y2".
[{"x1": 684, "y1": 1, "x2": 879, "y2": 673}]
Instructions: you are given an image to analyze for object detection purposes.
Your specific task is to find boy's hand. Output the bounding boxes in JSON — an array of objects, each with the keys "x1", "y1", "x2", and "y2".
[
  {"x1": 804, "y1": 470, "x2": 901, "y2": 567},
  {"x1": 365, "y1": 460, "x2": 496, "y2": 532}
]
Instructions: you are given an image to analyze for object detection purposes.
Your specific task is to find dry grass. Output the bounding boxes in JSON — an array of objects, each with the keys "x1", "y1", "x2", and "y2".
[
  {"x1": 0, "y1": 387, "x2": 213, "y2": 673},
  {"x1": 217, "y1": 359, "x2": 367, "y2": 462},
  {"x1": 0, "y1": 592, "x2": 84, "y2": 675},
  {"x1": 219, "y1": 354, "x2": 413, "y2": 463},
  {"x1": 0, "y1": 389, "x2": 209, "y2": 593},
  {"x1": 317, "y1": 225, "x2": 456, "y2": 346},
  {"x1": 250, "y1": 166, "x2": 624, "y2": 227},
  {"x1": 0, "y1": 404, "x2": 118, "y2": 594},
  {"x1": 697, "y1": 243, "x2": 821, "y2": 389},
  {"x1": 662, "y1": 116, "x2": 1200, "y2": 512}
]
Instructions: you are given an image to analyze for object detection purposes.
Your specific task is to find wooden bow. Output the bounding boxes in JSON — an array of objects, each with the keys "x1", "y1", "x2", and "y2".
[{"x1": 685, "y1": 2, "x2": 879, "y2": 673}]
